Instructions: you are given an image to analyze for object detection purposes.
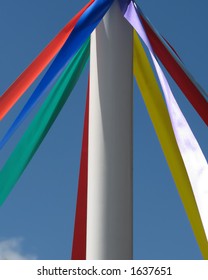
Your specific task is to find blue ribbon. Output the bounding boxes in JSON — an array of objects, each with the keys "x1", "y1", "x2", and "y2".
[{"x1": 0, "y1": 0, "x2": 114, "y2": 149}]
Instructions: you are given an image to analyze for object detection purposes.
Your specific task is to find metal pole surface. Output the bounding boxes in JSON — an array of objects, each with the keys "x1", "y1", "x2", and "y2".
[{"x1": 87, "y1": 0, "x2": 133, "y2": 260}]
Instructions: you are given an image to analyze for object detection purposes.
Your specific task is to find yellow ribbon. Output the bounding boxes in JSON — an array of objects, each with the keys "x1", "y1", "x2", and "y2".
[{"x1": 133, "y1": 30, "x2": 208, "y2": 259}]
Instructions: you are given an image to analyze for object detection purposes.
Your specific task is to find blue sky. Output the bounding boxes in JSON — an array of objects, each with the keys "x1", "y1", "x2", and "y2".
[{"x1": 0, "y1": 0, "x2": 207, "y2": 260}]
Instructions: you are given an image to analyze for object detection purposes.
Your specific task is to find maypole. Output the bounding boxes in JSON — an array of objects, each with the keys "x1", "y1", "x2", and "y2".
[
  {"x1": 87, "y1": 0, "x2": 133, "y2": 260},
  {"x1": 1, "y1": 0, "x2": 207, "y2": 261}
]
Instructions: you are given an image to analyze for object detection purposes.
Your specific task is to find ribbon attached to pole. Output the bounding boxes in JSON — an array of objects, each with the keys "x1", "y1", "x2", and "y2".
[
  {"x1": 0, "y1": 0, "x2": 94, "y2": 120},
  {"x1": 120, "y1": 0, "x2": 208, "y2": 258},
  {"x1": 71, "y1": 79, "x2": 89, "y2": 260},
  {"x1": 137, "y1": 4, "x2": 208, "y2": 125},
  {"x1": 0, "y1": 0, "x2": 114, "y2": 150},
  {"x1": 0, "y1": 39, "x2": 90, "y2": 206},
  {"x1": 133, "y1": 31, "x2": 208, "y2": 260}
]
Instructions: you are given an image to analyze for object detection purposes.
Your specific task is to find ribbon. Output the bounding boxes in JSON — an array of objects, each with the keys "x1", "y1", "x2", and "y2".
[
  {"x1": 71, "y1": 79, "x2": 89, "y2": 260},
  {"x1": 0, "y1": 0, "x2": 94, "y2": 120},
  {"x1": 0, "y1": 0, "x2": 114, "y2": 150},
  {"x1": 0, "y1": 39, "x2": 90, "y2": 206},
  {"x1": 137, "y1": 4, "x2": 208, "y2": 125},
  {"x1": 121, "y1": 0, "x2": 208, "y2": 258},
  {"x1": 133, "y1": 31, "x2": 208, "y2": 260}
]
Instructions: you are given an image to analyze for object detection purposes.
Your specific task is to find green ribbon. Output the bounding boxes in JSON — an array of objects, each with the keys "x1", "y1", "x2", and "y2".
[{"x1": 0, "y1": 39, "x2": 90, "y2": 206}]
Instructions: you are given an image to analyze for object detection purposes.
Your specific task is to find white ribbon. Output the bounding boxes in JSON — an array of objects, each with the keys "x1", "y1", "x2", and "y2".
[{"x1": 122, "y1": 0, "x2": 208, "y2": 239}]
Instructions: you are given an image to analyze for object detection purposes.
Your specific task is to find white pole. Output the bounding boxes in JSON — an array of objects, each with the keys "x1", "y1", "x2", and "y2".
[{"x1": 87, "y1": 0, "x2": 133, "y2": 260}]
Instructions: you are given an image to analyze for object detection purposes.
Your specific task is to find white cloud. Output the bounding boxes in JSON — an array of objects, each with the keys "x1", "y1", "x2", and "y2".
[{"x1": 0, "y1": 238, "x2": 36, "y2": 260}]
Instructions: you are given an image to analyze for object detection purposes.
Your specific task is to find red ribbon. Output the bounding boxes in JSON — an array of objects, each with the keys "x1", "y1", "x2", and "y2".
[
  {"x1": 140, "y1": 13, "x2": 208, "y2": 126},
  {"x1": 0, "y1": 0, "x2": 94, "y2": 120},
  {"x1": 71, "y1": 80, "x2": 89, "y2": 260}
]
